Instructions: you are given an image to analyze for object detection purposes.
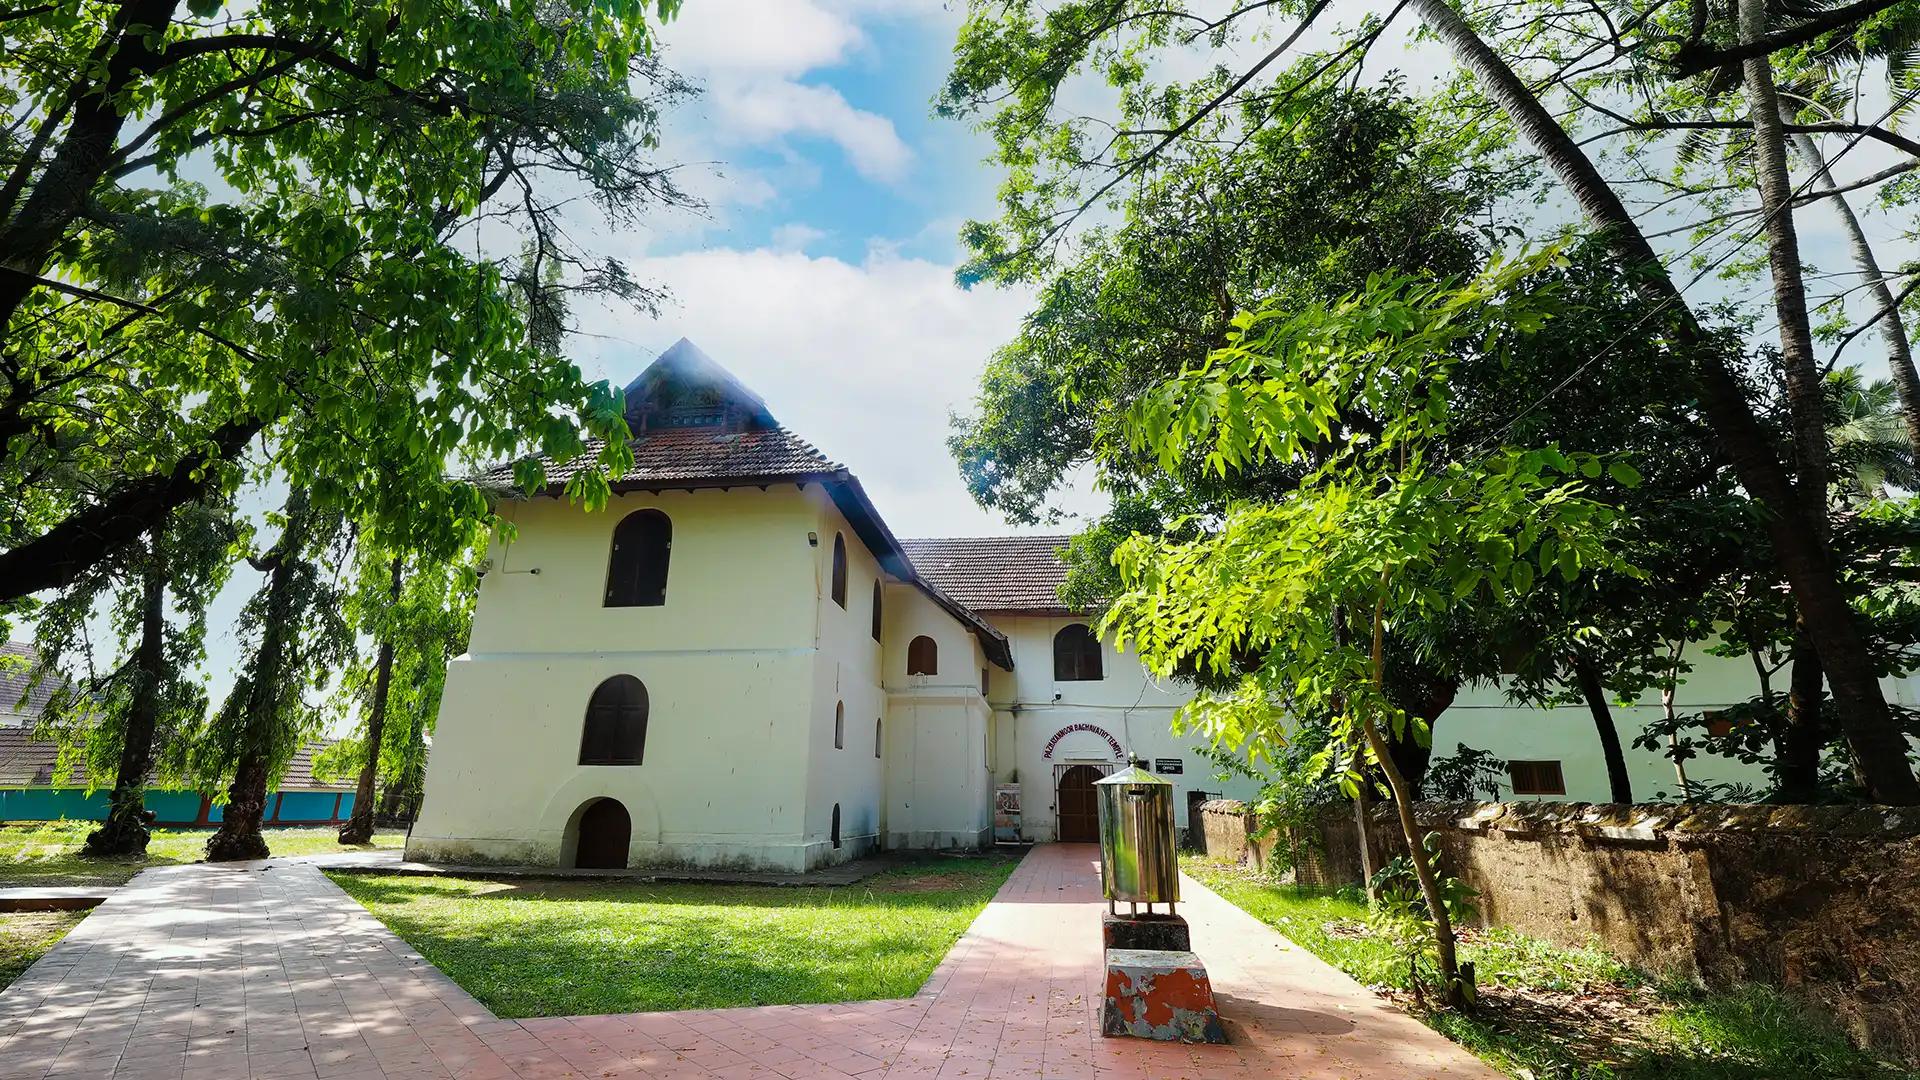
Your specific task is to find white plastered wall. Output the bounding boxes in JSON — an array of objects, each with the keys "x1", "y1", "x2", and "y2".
[
  {"x1": 410, "y1": 486, "x2": 827, "y2": 871},
  {"x1": 881, "y1": 585, "x2": 993, "y2": 849},
  {"x1": 799, "y1": 488, "x2": 888, "y2": 867}
]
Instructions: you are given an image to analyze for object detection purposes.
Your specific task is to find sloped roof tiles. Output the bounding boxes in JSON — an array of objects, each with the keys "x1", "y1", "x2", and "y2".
[{"x1": 900, "y1": 536, "x2": 1075, "y2": 615}]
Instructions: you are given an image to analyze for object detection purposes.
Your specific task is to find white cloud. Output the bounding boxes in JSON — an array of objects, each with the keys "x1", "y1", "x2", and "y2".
[
  {"x1": 574, "y1": 246, "x2": 1101, "y2": 536},
  {"x1": 655, "y1": 1, "x2": 914, "y2": 189},
  {"x1": 770, "y1": 222, "x2": 830, "y2": 250},
  {"x1": 710, "y1": 80, "x2": 913, "y2": 183},
  {"x1": 664, "y1": 0, "x2": 865, "y2": 78}
]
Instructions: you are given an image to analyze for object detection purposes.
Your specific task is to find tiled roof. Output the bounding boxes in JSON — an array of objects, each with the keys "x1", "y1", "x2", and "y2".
[
  {"x1": 0, "y1": 643, "x2": 62, "y2": 721},
  {"x1": 900, "y1": 536, "x2": 1076, "y2": 615},
  {"x1": 475, "y1": 428, "x2": 842, "y2": 493},
  {"x1": 0, "y1": 729, "x2": 348, "y2": 790}
]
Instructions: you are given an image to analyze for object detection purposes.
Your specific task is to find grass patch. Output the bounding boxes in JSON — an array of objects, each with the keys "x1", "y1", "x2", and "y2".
[
  {"x1": 0, "y1": 820, "x2": 404, "y2": 888},
  {"x1": 1184, "y1": 856, "x2": 1913, "y2": 1079},
  {"x1": 0, "y1": 911, "x2": 85, "y2": 992},
  {"x1": 328, "y1": 857, "x2": 1016, "y2": 1017}
]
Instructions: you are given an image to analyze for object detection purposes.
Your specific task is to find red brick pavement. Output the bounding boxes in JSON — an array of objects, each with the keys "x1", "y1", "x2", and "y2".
[{"x1": 0, "y1": 844, "x2": 1499, "y2": 1079}]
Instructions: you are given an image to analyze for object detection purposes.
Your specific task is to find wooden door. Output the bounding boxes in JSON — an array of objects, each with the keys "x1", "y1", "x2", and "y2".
[
  {"x1": 1056, "y1": 765, "x2": 1104, "y2": 843},
  {"x1": 575, "y1": 798, "x2": 631, "y2": 869}
]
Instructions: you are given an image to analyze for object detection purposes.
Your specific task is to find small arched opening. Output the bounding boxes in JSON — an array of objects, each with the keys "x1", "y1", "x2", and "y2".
[
  {"x1": 907, "y1": 635, "x2": 937, "y2": 676},
  {"x1": 830, "y1": 803, "x2": 842, "y2": 849},
  {"x1": 570, "y1": 797, "x2": 632, "y2": 870}
]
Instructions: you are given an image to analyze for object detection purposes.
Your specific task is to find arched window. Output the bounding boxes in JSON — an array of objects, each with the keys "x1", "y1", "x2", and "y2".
[
  {"x1": 580, "y1": 675, "x2": 648, "y2": 765},
  {"x1": 871, "y1": 580, "x2": 883, "y2": 641},
  {"x1": 830, "y1": 803, "x2": 842, "y2": 849},
  {"x1": 830, "y1": 533, "x2": 847, "y2": 608},
  {"x1": 605, "y1": 509, "x2": 671, "y2": 607},
  {"x1": 907, "y1": 635, "x2": 937, "y2": 676},
  {"x1": 1053, "y1": 623, "x2": 1104, "y2": 682},
  {"x1": 874, "y1": 718, "x2": 883, "y2": 759},
  {"x1": 834, "y1": 701, "x2": 845, "y2": 749}
]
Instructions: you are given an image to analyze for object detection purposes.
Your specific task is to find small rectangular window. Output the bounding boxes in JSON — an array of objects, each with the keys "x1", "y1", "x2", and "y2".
[
  {"x1": 980, "y1": 667, "x2": 989, "y2": 697},
  {"x1": 1508, "y1": 760, "x2": 1565, "y2": 796}
]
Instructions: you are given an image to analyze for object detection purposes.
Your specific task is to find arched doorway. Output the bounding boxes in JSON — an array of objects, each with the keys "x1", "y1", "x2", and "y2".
[
  {"x1": 574, "y1": 798, "x2": 631, "y2": 869},
  {"x1": 1056, "y1": 764, "x2": 1106, "y2": 843}
]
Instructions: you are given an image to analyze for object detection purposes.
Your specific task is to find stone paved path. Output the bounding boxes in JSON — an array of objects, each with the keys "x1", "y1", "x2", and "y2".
[{"x1": 0, "y1": 844, "x2": 1498, "y2": 1079}]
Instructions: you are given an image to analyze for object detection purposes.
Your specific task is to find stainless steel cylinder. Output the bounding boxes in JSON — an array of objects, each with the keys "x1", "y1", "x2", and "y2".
[{"x1": 1095, "y1": 764, "x2": 1179, "y2": 907}]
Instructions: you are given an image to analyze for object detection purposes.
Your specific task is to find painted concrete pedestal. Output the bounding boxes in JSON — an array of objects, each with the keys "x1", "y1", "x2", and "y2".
[{"x1": 1101, "y1": 948, "x2": 1229, "y2": 1044}]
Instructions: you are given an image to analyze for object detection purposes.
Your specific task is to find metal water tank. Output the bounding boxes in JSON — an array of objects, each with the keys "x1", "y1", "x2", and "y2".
[{"x1": 1095, "y1": 763, "x2": 1180, "y2": 914}]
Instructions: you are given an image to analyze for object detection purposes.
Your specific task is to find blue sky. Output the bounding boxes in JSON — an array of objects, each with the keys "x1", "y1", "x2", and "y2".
[{"x1": 551, "y1": 0, "x2": 1088, "y2": 539}]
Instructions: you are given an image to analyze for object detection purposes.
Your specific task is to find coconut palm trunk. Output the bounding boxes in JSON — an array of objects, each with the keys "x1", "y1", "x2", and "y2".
[
  {"x1": 1405, "y1": 0, "x2": 1920, "y2": 804},
  {"x1": 81, "y1": 546, "x2": 166, "y2": 857},
  {"x1": 339, "y1": 556, "x2": 403, "y2": 845},
  {"x1": 1789, "y1": 124, "x2": 1920, "y2": 459}
]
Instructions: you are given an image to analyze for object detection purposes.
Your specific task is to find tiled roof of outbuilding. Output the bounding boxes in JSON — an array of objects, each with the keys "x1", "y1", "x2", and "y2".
[
  {"x1": 0, "y1": 643, "x2": 61, "y2": 721},
  {"x1": 0, "y1": 729, "x2": 348, "y2": 790},
  {"x1": 900, "y1": 536, "x2": 1076, "y2": 615}
]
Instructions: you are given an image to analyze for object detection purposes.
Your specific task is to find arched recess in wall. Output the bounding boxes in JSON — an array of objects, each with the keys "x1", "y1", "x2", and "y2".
[
  {"x1": 834, "y1": 701, "x2": 845, "y2": 749},
  {"x1": 830, "y1": 533, "x2": 848, "y2": 608},
  {"x1": 871, "y1": 580, "x2": 883, "y2": 641},
  {"x1": 1053, "y1": 623, "x2": 1104, "y2": 681},
  {"x1": 907, "y1": 635, "x2": 937, "y2": 676},
  {"x1": 831, "y1": 803, "x2": 842, "y2": 849},
  {"x1": 874, "y1": 717, "x2": 883, "y2": 759},
  {"x1": 605, "y1": 509, "x2": 671, "y2": 607},
  {"x1": 580, "y1": 675, "x2": 648, "y2": 765}
]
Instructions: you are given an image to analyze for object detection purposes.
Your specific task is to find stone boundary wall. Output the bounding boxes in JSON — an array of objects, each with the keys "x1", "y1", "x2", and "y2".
[{"x1": 1200, "y1": 799, "x2": 1920, "y2": 1061}]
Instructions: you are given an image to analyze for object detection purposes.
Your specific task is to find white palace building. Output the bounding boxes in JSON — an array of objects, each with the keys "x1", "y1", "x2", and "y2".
[
  {"x1": 410, "y1": 341, "x2": 1882, "y2": 873},
  {"x1": 408, "y1": 341, "x2": 1253, "y2": 872}
]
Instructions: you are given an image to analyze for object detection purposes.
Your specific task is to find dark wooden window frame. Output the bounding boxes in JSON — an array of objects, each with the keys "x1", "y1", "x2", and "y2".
[
  {"x1": 1052, "y1": 623, "x2": 1104, "y2": 682},
  {"x1": 907, "y1": 635, "x2": 938, "y2": 676},
  {"x1": 604, "y1": 509, "x2": 671, "y2": 608},
  {"x1": 830, "y1": 533, "x2": 848, "y2": 608},
  {"x1": 580, "y1": 675, "x2": 648, "y2": 766},
  {"x1": 1508, "y1": 759, "x2": 1566, "y2": 796}
]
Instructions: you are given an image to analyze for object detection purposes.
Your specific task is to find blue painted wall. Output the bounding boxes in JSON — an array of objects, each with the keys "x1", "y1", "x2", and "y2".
[{"x1": 0, "y1": 787, "x2": 353, "y2": 825}]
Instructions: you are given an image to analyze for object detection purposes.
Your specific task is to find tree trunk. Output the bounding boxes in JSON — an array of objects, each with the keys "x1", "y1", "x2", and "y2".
[
  {"x1": 339, "y1": 557, "x2": 403, "y2": 845},
  {"x1": 1388, "y1": 679, "x2": 1458, "y2": 798},
  {"x1": 205, "y1": 490, "x2": 311, "y2": 862},
  {"x1": 82, "y1": 549, "x2": 167, "y2": 858},
  {"x1": 1789, "y1": 125, "x2": 1920, "y2": 459},
  {"x1": 1405, "y1": 0, "x2": 1920, "y2": 804},
  {"x1": 1779, "y1": 630, "x2": 1826, "y2": 800},
  {"x1": 1572, "y1": 656, "x2": 1633, "y2": 803},
  {"x1": 0, "y1": 0, "x2": 183, "y2": 329},
  {"x1": 1366, "y1": 589, "x2": 1469, "y2": 1008},
  {"x1": 0, "y1": 417, "x2": 261, "y2": 604},
  {"x1": 1742, "y1": 0, "x2": 1831, "y2": 512}
]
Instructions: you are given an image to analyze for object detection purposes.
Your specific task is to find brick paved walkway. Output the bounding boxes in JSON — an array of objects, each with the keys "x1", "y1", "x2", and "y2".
[{"x1": 0, "y1": 844, "x2": 1498, "y2": 1079}]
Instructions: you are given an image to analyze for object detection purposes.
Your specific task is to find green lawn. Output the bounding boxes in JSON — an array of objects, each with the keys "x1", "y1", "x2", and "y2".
[
  {"x1": 0, "y1": 820, "x2": 405, "y2": 888},
  {"x1": 328, "y1": 858, "x2": 1016, "y2": 1017},
  {"x1": 0, "y1": 911, "x2": 84, "y2": 991},
  {"x1": 1185, "y1": 857, "x2": 1915, "y2": 1080}
]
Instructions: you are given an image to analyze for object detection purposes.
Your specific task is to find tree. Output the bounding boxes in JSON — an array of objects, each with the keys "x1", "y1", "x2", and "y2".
[
  {"x1": 939, "y1": 0, "x2": 1920, "y2": 803},
  {"x1": 0, "y1": 0, "x2": 694, "y2": 612},
  {"x1": 1403, "y1": 0, "x2": 1919, "y2": 803},
  {"x1": 327, "y1": 540, "x2": 480, "y2": 843},
  {"x1": 1105, "y1": 260, "x2": 1629, "y2": 1008},
  {"x1": 28, "y1": 499, "x2": 239, "y2": 855},
  {"x1": 195, "y1": 488, "x2": 349, "y2": 861}
]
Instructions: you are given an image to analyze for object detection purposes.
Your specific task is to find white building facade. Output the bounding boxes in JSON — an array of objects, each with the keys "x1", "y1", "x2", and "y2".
[
  {"x1": 407, "y1": 342, "x2": 1250, "y2": 872},
  {"x1": 411, "y1": 340, "x2": 1902, "y2": 873}
]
